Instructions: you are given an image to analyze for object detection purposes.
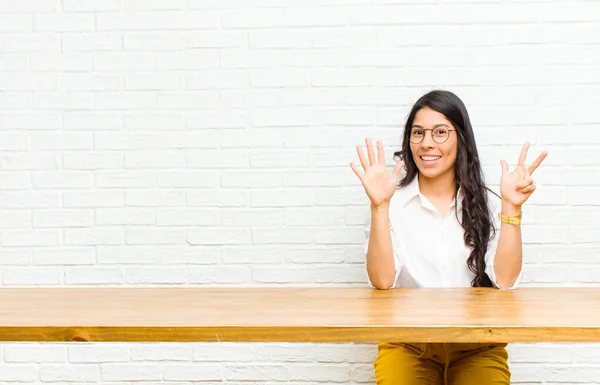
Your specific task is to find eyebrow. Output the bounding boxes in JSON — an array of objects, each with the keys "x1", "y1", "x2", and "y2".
[{"x1": 411, "y1": 124, "x2": 450, "y2": 129}]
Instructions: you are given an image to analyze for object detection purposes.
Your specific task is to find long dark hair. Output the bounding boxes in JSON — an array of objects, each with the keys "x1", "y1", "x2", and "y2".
[{"x1": 393, "y1": 90, "x2": 497, "y2": 287}]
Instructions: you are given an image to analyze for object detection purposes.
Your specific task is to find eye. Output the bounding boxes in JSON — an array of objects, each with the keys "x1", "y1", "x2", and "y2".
[
  {"x1": 413, "y1": 130, "x2": 423, "y2": 135},
  {"x1": 434, "y1": 128, "x2": 448, "y2": 136}
]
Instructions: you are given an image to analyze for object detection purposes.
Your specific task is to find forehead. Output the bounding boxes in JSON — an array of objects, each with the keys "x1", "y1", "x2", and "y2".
[{"x1": 412, "y1": 107, "x2": 452, "y2": 127}]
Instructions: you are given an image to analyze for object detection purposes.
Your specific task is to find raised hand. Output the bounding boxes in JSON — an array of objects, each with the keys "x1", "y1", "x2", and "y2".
[
  {"x1": 350, "y1": 138, "x2": 404, "y2": 209},
  {"x1": 500, "y1": 142, "x2": 548, "y2": 209}
]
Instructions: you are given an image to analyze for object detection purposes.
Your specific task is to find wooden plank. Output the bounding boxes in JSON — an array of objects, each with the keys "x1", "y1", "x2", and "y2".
[{"x1": 0, "y1": 287, "x2": 598, "y2": 343}]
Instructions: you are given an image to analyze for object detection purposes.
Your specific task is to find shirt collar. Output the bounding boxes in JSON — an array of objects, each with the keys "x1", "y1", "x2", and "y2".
[{"x1": 395, "y1": 174, "x2": 464, "y2": 210}]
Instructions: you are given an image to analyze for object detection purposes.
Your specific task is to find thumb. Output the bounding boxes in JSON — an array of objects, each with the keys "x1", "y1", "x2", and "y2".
[
  {"x1": 500, "y1": 160, "x2": 509, "y2": 176},
  {"x1": 392, "y1": 160, "x2": 404, "y2": 178}
]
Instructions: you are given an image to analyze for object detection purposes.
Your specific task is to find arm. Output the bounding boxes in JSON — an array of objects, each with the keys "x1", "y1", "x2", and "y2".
[
  {"x1": 366, "y1": 204, "x2": 396, "y2": 290},
  {"x1": 492, "y1": 201, "x2": 523, "y2": 289}
]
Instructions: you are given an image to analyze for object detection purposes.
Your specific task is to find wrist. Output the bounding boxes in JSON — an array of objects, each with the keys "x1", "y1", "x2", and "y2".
[
  {"x1": 501, "y1": 200, "x2": 522, "y2": 216},
  {"x1": 371, "y1": 202, "x2": 390, "y2": 212}
]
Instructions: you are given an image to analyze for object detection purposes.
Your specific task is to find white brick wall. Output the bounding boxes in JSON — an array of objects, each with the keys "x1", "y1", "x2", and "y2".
[{"x1": 0, "y1": 0, "x2": 599, "y2": 383}]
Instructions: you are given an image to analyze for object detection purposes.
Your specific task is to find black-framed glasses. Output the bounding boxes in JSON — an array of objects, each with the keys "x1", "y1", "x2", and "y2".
[{"x1": 410, "y1": 127, "x2": 456, "y2": 144}]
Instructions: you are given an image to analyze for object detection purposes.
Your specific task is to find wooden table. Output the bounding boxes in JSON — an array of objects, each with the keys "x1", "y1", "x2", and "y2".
[{"x1": 0, "y1": 287, "x2": 598, "y2": 343}]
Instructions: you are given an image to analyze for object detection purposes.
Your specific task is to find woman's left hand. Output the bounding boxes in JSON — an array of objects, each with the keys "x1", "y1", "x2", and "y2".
[{"x1": 500, "y1": 142, "x2": 548, "y2": 209}]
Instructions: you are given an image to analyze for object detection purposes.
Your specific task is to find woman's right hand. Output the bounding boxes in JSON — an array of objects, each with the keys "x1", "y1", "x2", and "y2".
[{"x1": 350, "y1": 138, "x2": 404, "y2": 209}]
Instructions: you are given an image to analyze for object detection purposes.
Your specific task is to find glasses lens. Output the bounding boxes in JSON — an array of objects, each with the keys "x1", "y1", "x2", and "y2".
[
  {"x1": 433, "y1": 128, "x2": 449, "y2": 143},
  {"x1": 410, "y1": 131, "x2": 423, "y2": 144}
]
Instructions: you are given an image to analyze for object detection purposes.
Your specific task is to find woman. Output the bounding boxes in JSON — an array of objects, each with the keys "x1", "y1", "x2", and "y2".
[{"x1": 350, "y1": 90, "x2": 548, "y2": 385}]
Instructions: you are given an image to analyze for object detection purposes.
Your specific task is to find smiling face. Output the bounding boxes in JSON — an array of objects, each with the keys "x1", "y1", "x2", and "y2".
[{"x1": 409, "y1": 107, "x2": 458, "y2": 181}]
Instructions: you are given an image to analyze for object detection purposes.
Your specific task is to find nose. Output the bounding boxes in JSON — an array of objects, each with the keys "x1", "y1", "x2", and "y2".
[{"x1": 420, "y1": 130, "x2": 436, "y2": 148}]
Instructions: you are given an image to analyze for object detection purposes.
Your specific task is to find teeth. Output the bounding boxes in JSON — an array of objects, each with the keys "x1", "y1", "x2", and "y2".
[{"x1": 421, "y1": 156, "x2": 441, "y2": 161}]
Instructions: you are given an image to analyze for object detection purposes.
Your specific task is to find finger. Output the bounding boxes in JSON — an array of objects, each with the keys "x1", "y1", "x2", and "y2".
[
  {"x1": 350, "y1": 162, "x2": 364, "y2": 182},
  {"x1": 520, "y1": 183, "x2": 536, "y2": 194},
  {"x1": 528, "y1": 151, "x2": 548, "y2": 175},
  {"x1": 365, "y1": 138, "x2": 376, "y2": 167},
  {"x1": 500, "y1": 160, "x2": 509, "y2": 176},
  {"x1": 356, "y1": 145, "x2": 369, "y2": 171},
  {"x1": 516, "y1": 177, "x2": 534, "y2": 190},
  {"x1": 517, "y1": 141, "x2": 530, "y2": 166},
  {"x1": 377, "y1": 140, "x2": 385, "y2": 165},
  {"x1": 392, "y1": 160, "x2": 404, "y2": 178}
]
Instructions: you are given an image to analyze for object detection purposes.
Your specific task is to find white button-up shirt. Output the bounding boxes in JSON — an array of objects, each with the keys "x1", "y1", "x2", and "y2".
[{"x1": 364, "y1": 175, "x2": 523, "y2": 290}]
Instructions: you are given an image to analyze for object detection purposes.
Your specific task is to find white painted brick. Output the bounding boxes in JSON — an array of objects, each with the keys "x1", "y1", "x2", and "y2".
[
  {"x1": 130, "y1": 345, "x2": 192, "y2": 361},
  {"x1": 95, "y1": 208, "x2": 156, "y2": 226},
  {"x1": 155, "y1": 52, "x2": 219, "y2": 70},
  {"x1": 0, "y1": 365, "x2": 38, "y2": 381},
  {"x1": 0, "y1": 72, "x2": 57, "y2": 90},
  {"x1": 122, "y1": 0, "x2": 185, "y2": 11},
  {"x1": 93, "y1": 52, "x2": 154, "y2": 71},
  {"x1": 255, "y1": 344, "x2": 317, "y2": 362},
  {"x1": 64, "y1": 228, "x2": 124, "y2": 246},
  {"x1": 126, "y1": 190, "x2": 185, "y2": 207},
  {"x1": 0, "y1": 33, "x2": 58, "y2": 53},
  {"x1": 0, "y1": 0, "x2": 58, "y2": 12},
  {"x1": 573, "y1": 344, "x2": 600, "y2": 363},
  {"x1": 95, "y1": 91, "x2": 156, "y2": 110},
  {"x1": 315, "y1": 265, "x2": 370, "y2": 283},
  {"x1": 521, "y1": 264, "x2": 568, "y2": 284},
  {"x1": 0, "y1": 132, "x2": 27, "y2": 150},
  {"x1": 4, "y1": 345, "x2": 65, "y2": 363},
  {"x1": 186, "y1": 110, "x2": 248, "y2": 129},
  {"x1": 0, "y1": 15, "x2": 32, "y2": 32},
  {"x1": 0, "y1": 249, "x2": 32, "y2": 265},
  {"x1": 193, "y1": 343, "x2": 256, "y2": 362},
  {"x1": 158, "y1": 246, "x2": 220, "y2": 265},
  {"x1": 95, "y1": 171, "x2": 154, "y2": 188},
  {"x1": 1, "y1": 230, "x2": 60, "y2": 247},
  {"x1": 32, "y1": 133, "x2": 92, "y2": 151},
  {"x1": 63, "y1": 152, "x2": 122, "y2": 170},
  {"x1": 162, "y1": 364, "x2": 222, "y2": 381},
  {"x1": 98, "y1": 246, "x2": 160, "y2": 265},
  {"x1": 65, "y1": 267, "x2": 123, "y2": 284},
  {"x1": 123, "y1": 113, "x2": 184, "y2": 131},
  {"x1": 62, "y1": 0, "x2": 120, "y2": 12},
  {"x1": 510, "y1": 343, "x2": 572, "y2": 363},
  {"x1": 187, "y1": 31, "x2": 247, "y2": 48},
  {"x1": 187, "y1": 228, "x2": 251, "y2": 246},
  {"x1": 2, "y1": 267, "x2": 62, "y2": 285},
  {"x1": 317, "y1": 344, "x2": 376, "y2": 363},
  {"x1": 221, "y1": 171, "x2": 281, "y2": 188},
  {"x1": 157, "y1": 170, "x2": 219, "y2": 188},
  {"x1": 188, "y1": 265, "x2": 252, "y2": 284},
  {"x1": 252, "y1": 267, "x2": 314, "y2": 283},
  {"x1": 31, "y1": 53, "x2": 91, "y2": 71},
  {"x1": 222, "y1": 246, "x2": 281, "y2": 264},
  {"x1": 157, "y1": 130, "x2": 219, "y2": 149},
  {"x1": 284, "y1": 208, "x2": 345, "y2": 226},
  {"x1": 101, "y1": 364, "x2": 161, "y2": 381},
  {"x1": 123, "y1": 32, "x2": 186, "y2": 50},
  {"x1": 222, "y1": 209, "x2": 281, "y2": 227},
  {"x1": 350, "y1": 364, "x2": 373, "y2": 382},
  {"x1": 186, "y1": 189, "x2": 247, "y2": 207},
  {"x1": 125, "y1": 73, "x2": 181, "y2": 91},
  {"x1": 34, "y1": 91, "x2": 94, "y2": 110},
  {"x1": 283, "y1": 171, "x2": 345, "y2": 187},
  {"x1": 187, "y1": 149, "x2": 249, "y2": 169},
  {"x1": 126, "y1": 267, "x2": 186, "y2": 283},
  {"x1": 284, "y1": 8, "x2": 348, "y2": 27},
  {"x1": 0, "y1": 92, "x2": 31, "y2": 110},
  {"x1": 126, "y1": 227, "x2": 185, "y2": 245},
  {"x1": 124, "y1": 151, "x2": 186, "y2": 169},
  {"x1": 0, "y1": 55, "x2": 29, "y2": 72},
  {"x1": 97, "y1": 11, "x2": 220, "y2": 31},
  {"x1": 283, "y1": 247, "x2": 345, "y2": 264},
  {"x1": 33, "y1": 209, "x2": 92, "y2": 228},
  {"x1": 62, "y1": 74, "x2": 122, "y2": 91},
  {"x1": 1, "y1": 191, "x2": 60, "y2": 209},
  {"x1": 224, "y1": 364, "x2": 289, "y2": 381},
  {"x1": 34, "y1": 14, "x2": 95, "y2": 32},
  {"x1": 34, "y1": 247, "x2": 95, "y2": 266},
  {"x1": 61, "y1": 32, "x2": 122, "y2": 51},
  {"x1": 63, "y1": 190, "x2": 124, "y2": 208},
  {"x1": 186, "y1": 70, "x2": 248, "y2": 90},
  {"x1": 157, "y1": 208, "x2": 220, "y2": 226},
  {"x1": 68, "y1": 345, "x2": 129, "y2": 363},
  {"x1": 64, "y1": 112, "x2": 121, "y2": 130},
  {"x1": 156, "y1": 91, "x2": 220, "y2": 109},
  {"x1": 33, "y1": 171, "x2": 93, "y2": 189},
  {"x1": 251, "y1": 189, "x2": 313, "y2": 207}
]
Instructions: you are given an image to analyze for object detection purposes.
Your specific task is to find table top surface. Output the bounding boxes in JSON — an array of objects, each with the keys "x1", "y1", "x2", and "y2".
[{"x1": 0, "y1": 287, "x2": 598, "y2": 343}]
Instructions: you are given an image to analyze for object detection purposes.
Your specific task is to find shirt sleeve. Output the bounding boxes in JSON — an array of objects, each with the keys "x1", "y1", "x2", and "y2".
[
  {"x1": 364, "y1": 208, "x2": 403, "y2": 289},
  {"x1": 484, "y1": 194, "x2": 524, "y2": 290}
]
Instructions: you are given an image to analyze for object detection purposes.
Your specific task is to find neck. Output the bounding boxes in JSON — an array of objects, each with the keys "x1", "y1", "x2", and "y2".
[{"x1": 418, "y1": 169, "x2": 456, "y2": 200}]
